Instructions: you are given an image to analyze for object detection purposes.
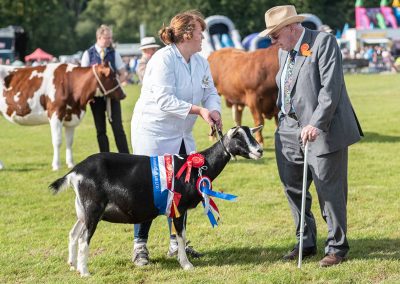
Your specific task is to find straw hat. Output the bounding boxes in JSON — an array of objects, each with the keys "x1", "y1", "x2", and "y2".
[
  {"x1": 139, "y1": 37, "x2": 160, "y2": 50},
  {"x1": 259, "y1": 5, "x2": 305, "y2": 37}
]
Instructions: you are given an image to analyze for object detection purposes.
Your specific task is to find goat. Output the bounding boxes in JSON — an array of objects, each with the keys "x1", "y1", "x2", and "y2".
[{"x1": 49, "y1": 125, "x2": 263, "y2": 276}]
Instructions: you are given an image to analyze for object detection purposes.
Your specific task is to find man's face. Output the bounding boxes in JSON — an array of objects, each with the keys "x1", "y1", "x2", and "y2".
[
  {"x1": 269, "y1": 25, "x2": 295, "y2": 51},
  {"x1": 98, "y1": 31, "x2": 112, "y2": 48},
  {"x1": 142, "y1": 47, "x2": 157, "y2": 57}
]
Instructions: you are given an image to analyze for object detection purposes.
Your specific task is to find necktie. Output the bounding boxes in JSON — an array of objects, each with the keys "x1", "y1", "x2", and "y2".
[
  {"x1": 100, "y1": 48, "x2": 105, "y2": 63},
  {"x1": 283, "y1": 50, "x2": 297, "y2": 114}
]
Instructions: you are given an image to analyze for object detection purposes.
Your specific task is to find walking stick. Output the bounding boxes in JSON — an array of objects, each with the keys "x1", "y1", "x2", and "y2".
[{"x1": 298, "y1": 141, "x2": 309, "y2": 269}]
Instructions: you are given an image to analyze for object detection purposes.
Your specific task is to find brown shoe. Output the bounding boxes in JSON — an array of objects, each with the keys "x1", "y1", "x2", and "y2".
[
  {"x1": 282, "y1": 246, "x2": 317, "y2": 261},
  {"x1": 319, "y1": 254, "x2": 346, "y2": 267}
]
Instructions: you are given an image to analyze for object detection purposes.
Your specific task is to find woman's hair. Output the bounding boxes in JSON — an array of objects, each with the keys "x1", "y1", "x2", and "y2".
[{"x1": 159, "y1": 10, "x2": 206, "y2": 45}]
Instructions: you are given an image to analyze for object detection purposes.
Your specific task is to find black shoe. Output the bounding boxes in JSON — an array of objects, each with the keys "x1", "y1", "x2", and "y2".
[{"x1": 283, "y1": 246, "x2": 317, "y2": 261}]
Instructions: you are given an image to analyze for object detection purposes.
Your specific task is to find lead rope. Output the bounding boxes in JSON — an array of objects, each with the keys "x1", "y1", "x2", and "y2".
[
  {"x1": 91, "y1": 65, "x2": 122, "y2": 96},
  {"x1": 213, "y1": 125, "x2": 236, "y2": 160}
]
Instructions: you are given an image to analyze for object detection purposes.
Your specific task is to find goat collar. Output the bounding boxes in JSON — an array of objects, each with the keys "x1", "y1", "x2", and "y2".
[{"x1": 214, "y1": 126, "x2": 236, "y2": 160}]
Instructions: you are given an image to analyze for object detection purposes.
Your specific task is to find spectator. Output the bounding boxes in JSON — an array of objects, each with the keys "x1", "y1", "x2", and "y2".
[
  {"x1": 81, "y1": 24, "x2": 130, "y2": 154},
  {"x1": 137, "y1": 37, "x2": 160, "y2": 83}
]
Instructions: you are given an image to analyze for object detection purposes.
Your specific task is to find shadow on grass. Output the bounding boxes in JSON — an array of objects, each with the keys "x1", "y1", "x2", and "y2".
[
  {"x1": 359, "y1": 132, "x2": 400, "y2": 143},
  {"x1": 150, "y1": 237, "x2": 400, "y2": 268},
  {"x1": 348, "y1": 237, "x2": 400, "y2": 260},
  {"x1": 0, "y1": 163, "x2": 48, "y2": 172}
]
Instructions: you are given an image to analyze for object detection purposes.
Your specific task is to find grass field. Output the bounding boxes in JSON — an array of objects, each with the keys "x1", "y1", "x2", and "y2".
[{"x1": 0, "y1": 73, "x2": 399, "y2": 283}]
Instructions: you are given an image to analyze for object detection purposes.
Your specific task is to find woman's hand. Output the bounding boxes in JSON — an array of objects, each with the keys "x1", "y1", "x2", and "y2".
[
  {"x1": 210, "y1": 110, "x2": 222, "y2": 130},
  {"x1": 190, "y1": 105, "x2": 220, "y2": 127}
]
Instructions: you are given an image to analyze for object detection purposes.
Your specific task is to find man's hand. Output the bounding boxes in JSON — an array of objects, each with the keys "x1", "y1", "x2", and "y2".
[{"x1": 301, "y1": 124, "x2": 320, "y2": 145}]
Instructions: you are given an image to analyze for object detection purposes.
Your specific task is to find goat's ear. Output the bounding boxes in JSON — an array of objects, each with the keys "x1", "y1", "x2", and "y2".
[
  {"x1": 251, "y1": 125, "x2": 263, "y2": 134},
  {"x1": 227, "y1": 126, "x2": 240, "y2": 138}
]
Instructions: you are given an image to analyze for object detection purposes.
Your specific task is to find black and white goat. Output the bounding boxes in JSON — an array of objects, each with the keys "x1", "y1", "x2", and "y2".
[{"x1": 49, "y1": 125, "x2": 263, "y2": 276}]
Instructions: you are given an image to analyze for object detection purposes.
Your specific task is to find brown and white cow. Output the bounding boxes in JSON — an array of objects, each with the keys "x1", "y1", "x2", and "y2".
[
  {"x1": 208, "y1": 45, "x2": 279, "y2": 145},
  {"x1": 0, "y1": 63, "x2": 125, "y2": 170}
]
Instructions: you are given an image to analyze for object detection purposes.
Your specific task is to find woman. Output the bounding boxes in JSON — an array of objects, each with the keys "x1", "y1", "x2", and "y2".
[{"x1": 130, "y1": 10, "x2": 222, "y2": 266}]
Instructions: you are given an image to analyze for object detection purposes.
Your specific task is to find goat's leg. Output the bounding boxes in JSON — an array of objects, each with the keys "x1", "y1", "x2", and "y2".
[
  {"x1": 64, "y1": 126, "x2": 75, "y2": 168},
  {"x1": 68, "y1": 219, "x2": 84, "y2": 271},
  {"x1": 173, "y1": 214, "x2": 193, "y2": 270},
  {"x1": 49, "y1": 114, "x2": 62, "y2": 171},
  {"x1": 76, "y1": 201, "x2": 103, "y2": 277},
  {"x1": 77, "y1": 227, "x2": 90, "y2": 277}
]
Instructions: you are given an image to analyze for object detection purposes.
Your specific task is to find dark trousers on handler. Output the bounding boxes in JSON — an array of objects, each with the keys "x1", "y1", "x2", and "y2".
[
  {"x1": 90, "y1": 97, "x2": 129, "y2": 154},
  {"x1": 134, "y1": 141, "x2": 187, "y2": 243},
  {"x1": 275, "y1": 115, "x2": 349, "y2": 257}
]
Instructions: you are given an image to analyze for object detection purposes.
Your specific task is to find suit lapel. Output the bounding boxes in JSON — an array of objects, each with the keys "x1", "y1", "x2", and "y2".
[{"x1": 288, "y1": 29, "x2": 313, "y2": 95}]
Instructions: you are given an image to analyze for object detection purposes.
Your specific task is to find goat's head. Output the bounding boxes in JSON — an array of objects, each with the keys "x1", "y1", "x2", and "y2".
[{"x1": 223, "y1": 125, "x2": 263, "y2": 159}]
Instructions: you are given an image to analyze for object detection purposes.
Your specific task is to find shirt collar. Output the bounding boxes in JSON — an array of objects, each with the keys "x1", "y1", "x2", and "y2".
[
  {"x1": 95, "y1": 44, "x2": 107, "y2": 53},
  {"x1": 293, "y1": 28, "x2": 305, "y2": 54}
]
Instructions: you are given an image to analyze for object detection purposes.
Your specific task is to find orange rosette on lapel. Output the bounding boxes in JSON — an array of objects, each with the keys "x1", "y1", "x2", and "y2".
[{"x1": 300, "y1": 43, "x2": 312, "y2": 57}]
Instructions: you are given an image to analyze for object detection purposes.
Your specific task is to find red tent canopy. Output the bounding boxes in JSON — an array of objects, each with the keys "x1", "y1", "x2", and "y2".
[{"x1": 25, "y1": 48, "x2": 54, "y2": 62}]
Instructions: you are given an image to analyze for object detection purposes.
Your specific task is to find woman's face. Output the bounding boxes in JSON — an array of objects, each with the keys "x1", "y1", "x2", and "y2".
[{"x1": 185, "y1": 21, "x2": 204, "y2": 54}]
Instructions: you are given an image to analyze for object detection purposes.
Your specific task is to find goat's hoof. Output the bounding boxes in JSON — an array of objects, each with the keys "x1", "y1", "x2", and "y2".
[
  {"x1": 78, "y1": 269, "x2": 90, "y2": 277},
  {"x1": 67, "y1": 162, "x2": 75, "y2": 169},
  {"x1": 69, "y1": 263, "x2": 76, "y2": 271},
  {"x1": 52, "y1": 165, "x2": 60, "y2": 171},
  {"x1": 182, "y1": 262, "x2": 194, "y2": 270}
]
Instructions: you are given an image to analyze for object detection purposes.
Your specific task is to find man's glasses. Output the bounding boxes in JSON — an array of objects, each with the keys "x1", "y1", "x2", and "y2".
[{"x1": 268, "y1": 26, "x2": 287, "y2": 41}]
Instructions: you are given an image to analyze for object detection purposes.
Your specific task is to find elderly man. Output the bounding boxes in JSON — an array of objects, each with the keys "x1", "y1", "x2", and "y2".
[
  {"x1": 137, "y1": 37, "x2": 160, "y2": 83},
  {"x1": 259, "y1": 5, "x2": 363, "y2": 267}
]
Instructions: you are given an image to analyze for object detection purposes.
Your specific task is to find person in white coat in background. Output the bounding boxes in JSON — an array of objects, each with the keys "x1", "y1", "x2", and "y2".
[{"x1": 130, "y1": 10, "x2": 222, "y2": 266}]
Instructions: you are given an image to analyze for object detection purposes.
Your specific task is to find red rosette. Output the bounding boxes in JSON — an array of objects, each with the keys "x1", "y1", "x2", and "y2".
[{"x1": 189, "y1": 153, "x2": 205, "y2": 168}]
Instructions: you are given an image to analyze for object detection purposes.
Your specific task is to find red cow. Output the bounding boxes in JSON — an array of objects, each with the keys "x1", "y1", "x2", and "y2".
[
  {"x1": 0, "y1": 63, "x2": 125, "y2": 170},
  {"x1": 208, "y1": 45, "x2": 279, "y2": 145}
]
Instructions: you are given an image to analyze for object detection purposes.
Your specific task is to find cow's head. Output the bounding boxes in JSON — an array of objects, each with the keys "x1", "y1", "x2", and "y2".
[{"x1": 93, "y1": 62, "x2": 126, "y2": 100}]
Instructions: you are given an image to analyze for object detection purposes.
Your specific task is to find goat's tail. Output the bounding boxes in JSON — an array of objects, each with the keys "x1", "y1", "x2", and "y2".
[{"x1": 49, "y1": 174, "x2": 71, "y2": 194}]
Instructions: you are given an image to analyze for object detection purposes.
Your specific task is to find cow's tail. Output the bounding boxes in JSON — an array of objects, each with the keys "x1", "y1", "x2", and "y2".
[{"x1": 49, "y1": 172, "x2": 76, "y2": 194}]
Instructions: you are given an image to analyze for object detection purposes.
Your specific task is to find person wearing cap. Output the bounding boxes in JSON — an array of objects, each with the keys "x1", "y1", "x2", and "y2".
[
  {"x1": 130, "y1": 10, "x2": 222, "y2": 267},
  {"x1": 81, "y1": 24, "x2": 130, "y2": 154},
  {"x1": 137, "y1": 37, "x2": 161, "y2": 83},
  {"x1": 259, "y1": 5, "x2": 363, "y2": 267}
]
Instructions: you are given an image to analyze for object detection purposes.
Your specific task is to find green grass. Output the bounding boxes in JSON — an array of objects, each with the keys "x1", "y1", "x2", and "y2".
[{"x1": 1, "y1": 74, "x2": 399, "y2": 283}]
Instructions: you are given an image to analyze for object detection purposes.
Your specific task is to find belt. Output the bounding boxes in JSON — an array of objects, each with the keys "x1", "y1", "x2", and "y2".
[{"x1": 287, "y1": 112, "x2": 298, "y2": 121}]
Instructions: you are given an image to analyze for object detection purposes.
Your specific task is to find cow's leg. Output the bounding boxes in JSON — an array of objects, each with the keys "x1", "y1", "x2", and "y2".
[
  {"x1": 49, "y1": 115, "x2": 62, "y2": 171},
  {"x1": 232, "y1": 104, "x2": 244, "y2": 126},
  {"x1": 247, "y1": 94, "x2": 264, "y2": 146},
  {"x1": 173, "y1": 214, "x2": 193, "y2": 270},
  {"x1": 65, "y1": 126, "x2": 75, "y2": 168},
  {"x1": 68, "y1": 219, "x2": 85, "y2": 271}
]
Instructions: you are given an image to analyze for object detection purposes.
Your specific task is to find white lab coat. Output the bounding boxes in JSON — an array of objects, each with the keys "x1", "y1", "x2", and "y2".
[{"x1": 131, "y1": 44, "x2": 221, "y2": 156}]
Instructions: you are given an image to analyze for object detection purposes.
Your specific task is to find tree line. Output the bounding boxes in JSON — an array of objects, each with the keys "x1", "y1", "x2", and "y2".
[{"x1": 0, "y1": 0, "x2": 382, "y2": 56}]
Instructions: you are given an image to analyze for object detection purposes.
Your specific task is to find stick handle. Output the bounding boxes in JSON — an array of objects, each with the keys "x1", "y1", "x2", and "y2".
[{"x1": 298, "y1": 142, "x2": 309, "y2": 269}]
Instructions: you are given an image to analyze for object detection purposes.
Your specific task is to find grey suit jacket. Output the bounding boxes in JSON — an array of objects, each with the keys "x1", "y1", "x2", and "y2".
[{"x1": 275, "y1": 28, "x2": 363, "y2": 156}]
